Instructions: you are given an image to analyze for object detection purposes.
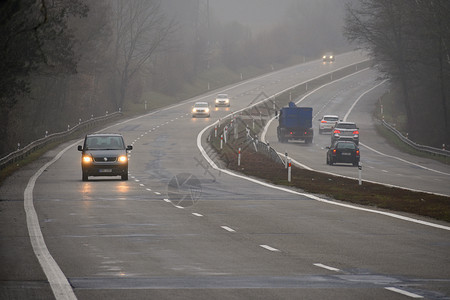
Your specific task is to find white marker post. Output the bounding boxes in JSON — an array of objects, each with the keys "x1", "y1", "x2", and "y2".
[
  {"x1": 220, "y1": 134, "x2": 223, "y2": 149},
  {"x1": 285, "y1": 152, "x2": 288, "y2": 169},
  {"x1": 288, "y1": 159, "x2": 292, "y2": 182},
  {"x1": 238, "y1": 148, "x2": 241, "y2": 166},
  {"x1": 358, "y1": 162, "x2": 362, "y2": 185},
  {"x1": 214, "y1": 125, "x2": 217, "y2": 138}
]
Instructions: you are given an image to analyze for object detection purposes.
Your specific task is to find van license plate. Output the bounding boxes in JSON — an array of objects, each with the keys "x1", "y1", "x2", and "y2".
[{"x1": 99, "y1": 169, "x2": 112, "y2": 173}]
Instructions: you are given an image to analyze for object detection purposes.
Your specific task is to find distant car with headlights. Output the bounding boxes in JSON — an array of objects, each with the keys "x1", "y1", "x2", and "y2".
[
  {"x1": 331, "y1": 121, "x2": 359, "y2": 145},
  {"x1": 215, "y1": 94, "x2": 230, "y2": 107},
  {"x1": 192, "y1": 101, "x2": 210, "y2": 117},
  {"x1": 326, "y1": 141, "x2": 360, "y2": 166},
  {"x1": 77, "y1": 134, "x2": 132, "y2": 181},
  {"x1": 318, "y1": 115, "x2": 339, "y2": 134},
  {"x1": 322, "y1": 52, "x2": 335, "y2": 62}
]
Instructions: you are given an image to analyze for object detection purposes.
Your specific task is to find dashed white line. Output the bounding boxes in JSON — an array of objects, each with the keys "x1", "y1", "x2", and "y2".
[
  {"x1": 385, "y1": 287, "x2": 423, "y2": 298},
  {"x1": 154, "y1": 192, "x2": 161, "y2": 195},
  {"x1": 146, "y1": 188, "x2": 152, "y2": 191},
  {"x1": 163, "y1": 199, "x2": 171, "y2": 203},
  {"x1": 313, "y1": 263, "x2": 340, "y2": 272},
  {"x1": 221, "y1": 226, "x2": 236, "y2": 232},
  {"x1": 259, "y1": 245, "x2": 280, "y2": 252},
  {"x1": 134, "y1": 179, "x2": 140, "y2": 182},
  {"x1": 192, "y1": 213, "x2": 203, "y2": 217},
  {"x1": 139, "y1": 184, "x2": 144, "y2": 187}
]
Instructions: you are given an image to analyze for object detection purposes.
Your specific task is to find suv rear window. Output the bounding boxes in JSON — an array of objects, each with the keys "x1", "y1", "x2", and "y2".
[
  {"x1": 336, "y1": 123, "x2": 357, "y2": 129},
  {"x1": 337, "y1": 143, "x2": 356, "y2": 149}
]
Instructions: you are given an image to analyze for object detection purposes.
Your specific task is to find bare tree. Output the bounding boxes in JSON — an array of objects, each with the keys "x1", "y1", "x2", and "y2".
[{"x1": 111, "y1": 0, "x2": 175, "y2": 110}]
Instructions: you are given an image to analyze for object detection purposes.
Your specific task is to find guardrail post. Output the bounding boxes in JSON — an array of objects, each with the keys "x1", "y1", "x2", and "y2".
[
  {"x1": 67, "y1": 125, "x2": 70, "y2": 131},
  {"x1": 17, "y1": 143, "x2": 20, "y2": 150}
]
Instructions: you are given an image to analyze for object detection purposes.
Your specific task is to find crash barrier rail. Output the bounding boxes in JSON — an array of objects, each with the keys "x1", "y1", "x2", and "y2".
[
  {"x1": 0, "y1": 111, "x2": 122, "y2": 170},
  {"x1": 381, "y1": 120, "x2": 450, "y2": 158},
  {"x1": 209, "y1": 59, "x2": 374, "y2": 165}
]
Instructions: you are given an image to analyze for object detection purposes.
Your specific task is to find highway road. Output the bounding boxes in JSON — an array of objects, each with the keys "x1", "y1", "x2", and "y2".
[
  {"x1": 1, "y1": 52, "x2": 449, "y2": 300},
  {"x1": 262, "y1": 68, "x2": 450, "y2": 196}
]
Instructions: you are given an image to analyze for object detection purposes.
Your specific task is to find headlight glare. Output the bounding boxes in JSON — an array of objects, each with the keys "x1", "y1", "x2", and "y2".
[
  {"x1": 83, "y1": 155, "x2": 92, "y2": 163},
  {"x1": 118, "y1": 155, "x2": 127, "y2": 163}
]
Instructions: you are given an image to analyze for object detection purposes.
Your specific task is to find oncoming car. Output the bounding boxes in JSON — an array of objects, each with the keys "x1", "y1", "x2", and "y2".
[
  {"x1": 326, "y1": 141, "x2": 360, "y2": 166},
  {"x1": 318, "y1": 115, "x2": 339, "y2": 134},
  {"x1": 77, "y1": 133, "x2": 132, "y2": 181},
  {"x1": 215, "y1": 94, "x2": 230, "y2": 107},
  {"x1": 192, "y1": 101, "x2": 211, "y2": 117},
  {"x1": 322, "y1": 52, "x2": 335, "y2": 62}
]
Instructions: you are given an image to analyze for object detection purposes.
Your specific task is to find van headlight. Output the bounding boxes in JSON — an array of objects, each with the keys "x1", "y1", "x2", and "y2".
[
  {"x1": 82, "y1": 155, "x2": 92, "y2": 163},
  {"x1": 118, "y1": 155, "x2": 127, "y2": 163}
]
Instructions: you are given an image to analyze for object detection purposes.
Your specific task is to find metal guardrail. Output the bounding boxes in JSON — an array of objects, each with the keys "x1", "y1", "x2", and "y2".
[
  {"x1": 381, "y1": 120, "x2": 450, "y2": 158},
  {"x1": 0, "y1": 111, "x2": 122, "y2": 170}
]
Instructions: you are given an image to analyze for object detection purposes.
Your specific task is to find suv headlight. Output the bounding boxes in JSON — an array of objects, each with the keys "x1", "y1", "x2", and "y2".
[{"x1": 118, "y1": 155, "x2": 127, "y2": 163}]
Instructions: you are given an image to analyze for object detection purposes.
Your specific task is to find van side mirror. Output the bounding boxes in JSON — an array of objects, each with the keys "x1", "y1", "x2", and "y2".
[
  {"x1": 126, "y1": 145, "x2": 133, "y2": 151},
  {"x1": 77, "y1": 145, "x2": 83, "y2": 151}
]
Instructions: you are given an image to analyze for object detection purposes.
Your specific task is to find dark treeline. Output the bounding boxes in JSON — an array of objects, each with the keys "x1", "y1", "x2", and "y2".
[
  {"x1": 0, "y1": 0, "x2": 349, "y2": 156},
  {"x1": 345, "y1": 0, "x2": 450, "y2": 147}
]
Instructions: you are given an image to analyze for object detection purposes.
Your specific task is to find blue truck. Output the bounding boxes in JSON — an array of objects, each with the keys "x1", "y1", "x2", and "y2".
[{"x1": 277, "y1": 102, "x2": 314, "y2": 143}]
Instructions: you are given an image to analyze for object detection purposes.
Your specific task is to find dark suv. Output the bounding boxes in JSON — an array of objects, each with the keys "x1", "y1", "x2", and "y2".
[{"x1": 78, "y1": 134, "x2": 132, "y2": 181}]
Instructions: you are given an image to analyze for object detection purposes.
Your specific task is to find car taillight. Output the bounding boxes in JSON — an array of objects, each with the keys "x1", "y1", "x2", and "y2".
[
  {"x1": 353, "y1": 130, "x2": 359, "y2": 135},
  {"x1": 290, "y1": 131, "x2": 293, "y2": 135},
  {"x1": 321, "y1": 120, "x2": 327, "y2": 123},
  {"x1": 356, "y1": 150, "x2": 360, "y2": 156},
  {"x1": 334, "y1": 129, "x2": 341, "y2": 134},
  {"x1": 332, "y1": 149, "x2": 336, "y2": 154}
]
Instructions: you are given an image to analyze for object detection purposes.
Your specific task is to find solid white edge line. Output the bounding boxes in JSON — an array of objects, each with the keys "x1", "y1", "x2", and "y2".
[
  {"x1": 260, "y1": 245, "x2": 280, "y2": 252},
  {"x1": 197, "y1": 91, "x2": 450, "y2": 232},
  {"x1": 24, "y1": 142, "x2": 78, "y2": 300},
  {"x1": 385, "y1": 287, "x2": 423, "y2": 298},
  {"x1": 313, "y1": 263, "x2": 340, "y2": 272}
]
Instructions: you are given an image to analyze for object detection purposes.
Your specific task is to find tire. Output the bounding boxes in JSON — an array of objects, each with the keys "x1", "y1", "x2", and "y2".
[
  {"x1": 121, "y1": 173, "x2": 128, "y2": 181},
  {"x1": 305, "y1": 138, "x2": 313, "y2": 144},
  {"x1": 82, "y1": 172, "x2": 88, "y2": 181},
  {"x1": 353, "y1": 162, "x2": 358, "y2": 167},
  {"x1": 326, "y1": 156, "x2": 329, "y2": 165}
]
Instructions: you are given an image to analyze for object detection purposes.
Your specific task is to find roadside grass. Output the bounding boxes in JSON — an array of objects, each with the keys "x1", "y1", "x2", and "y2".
[{"x1": 210, "y1": 137, "x2": 450, "y2": 223}]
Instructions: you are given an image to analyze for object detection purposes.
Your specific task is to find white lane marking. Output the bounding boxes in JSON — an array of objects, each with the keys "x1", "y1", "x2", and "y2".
[
  {"x1": 139, "y1": 184, "x2": 145, "y2": 187},
  {"x1": 385, "y1": 287, "x2": 423, "y2": 298},
  {"x1": 146, "y1": 188, "x2": 152, "y2": 191},
  {"x1": 361, "y1": 143, "x2": 450, "y2": 176},
  {"x1": 343, "y1": 80, "x2": 388, "y2": 121},
  {"x1": 24, "y1": 142, "x2": 78, "y2": 299},
  {"x1": 154, "y1": 192, "x2": 161, "y2": 195},
  {"x1": 134, "y1": 179, "x2": 140, "y2": 182},
  {"x1": 163, "y1": 199, "x2": 171, "y2": 203},
  {"x1": 192, "y1": 213, "x2": 203, "y2": 217},
  {"x1": 221, "y1": 226, "x2": 236, "y2": 233},
  {"x1": 175, "y1": 205, "x2": 184, "y2": 209},
  {"x1": 260, "y1": 245, "x2": 280, "y2": 252},
  {"x1": 313, "y1": 263, "x2": 340, "y2": 272},
  {"x1": 197, "y1": 119, "x2": 450, "y2": 231},
  {"x1": 382, "y1": 170, "x2": 389, "y2": 173}
]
